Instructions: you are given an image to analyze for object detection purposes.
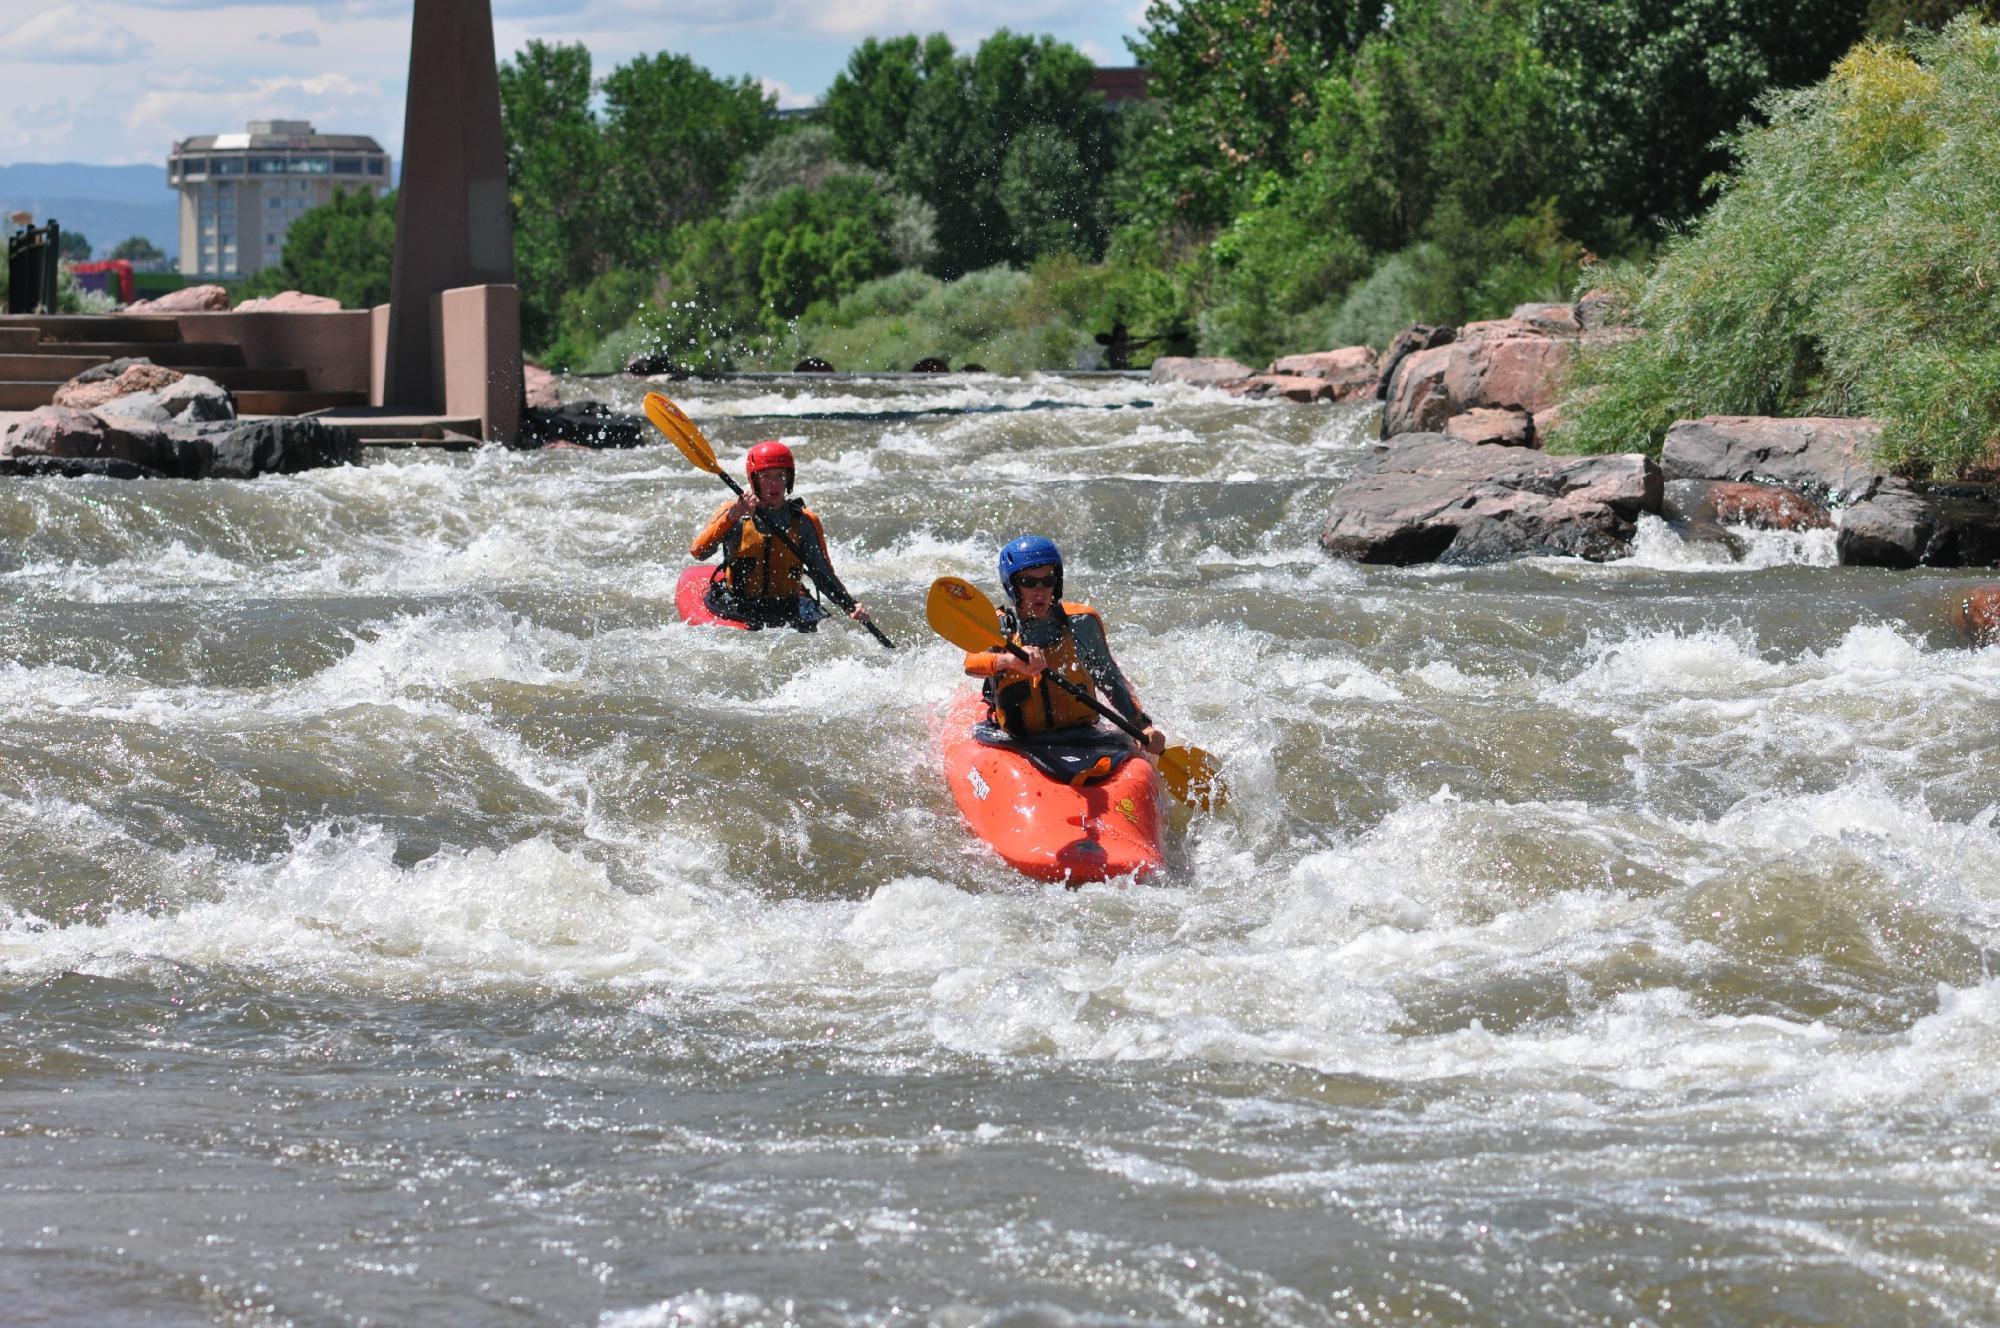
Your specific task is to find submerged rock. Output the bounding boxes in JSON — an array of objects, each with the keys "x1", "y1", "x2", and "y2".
[
  {"x1": 1949, "y1": 585, "x2": 2000, "y2": 646},
  {"x1": 520, "y1": 401, "x2": 647, "y2": 449},
  {"x1": 1319, "y1": 432, "x2": 1662, "y2": 565}
]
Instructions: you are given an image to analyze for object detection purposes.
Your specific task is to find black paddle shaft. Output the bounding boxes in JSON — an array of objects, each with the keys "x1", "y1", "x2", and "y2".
[{"x1": 714, "y1": 472, "x2": 895, "y2": 649}]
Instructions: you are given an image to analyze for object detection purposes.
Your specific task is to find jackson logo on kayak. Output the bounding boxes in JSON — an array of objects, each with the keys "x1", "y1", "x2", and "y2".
[{"x1": 967, "y1": 768, "x2": 991, "y2": 801}]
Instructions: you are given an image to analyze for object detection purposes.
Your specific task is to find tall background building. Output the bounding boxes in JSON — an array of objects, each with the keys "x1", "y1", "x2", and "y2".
[{"x1": 168, "y1": 120, "x2": 389, "y2": 279}]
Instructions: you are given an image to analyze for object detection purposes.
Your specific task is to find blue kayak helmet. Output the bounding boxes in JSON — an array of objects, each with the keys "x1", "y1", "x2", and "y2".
[{"x1": 999, "y1": 535, "x2": 1063, "y2": 602}]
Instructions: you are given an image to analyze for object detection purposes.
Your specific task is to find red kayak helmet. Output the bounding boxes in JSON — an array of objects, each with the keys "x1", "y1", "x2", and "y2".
[{"x1": 745, "y1": 440, "x2": 795, "y2": 493}]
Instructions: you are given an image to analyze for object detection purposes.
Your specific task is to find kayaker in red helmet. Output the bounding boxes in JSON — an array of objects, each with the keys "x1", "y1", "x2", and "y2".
[
  {"x1": 688, "y1": 440, "x2": 874, "y2": 631},
  {"x1": 963, "y1": 535, "x2": 1166, "y2": 757}
]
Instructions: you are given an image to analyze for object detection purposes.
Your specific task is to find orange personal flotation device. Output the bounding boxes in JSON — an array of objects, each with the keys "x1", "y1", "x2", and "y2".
[
  {"x1": 980, "y1": 602, "x2": 1121, "y2": 736},
  {"x1": 691, "y1": 498, "x2": 828, "y2": 603}
]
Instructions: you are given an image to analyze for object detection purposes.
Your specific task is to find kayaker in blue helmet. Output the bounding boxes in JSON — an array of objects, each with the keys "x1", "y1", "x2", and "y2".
[{"x1": 961, "y1": 536, "x2": 1167, "y2": 756}]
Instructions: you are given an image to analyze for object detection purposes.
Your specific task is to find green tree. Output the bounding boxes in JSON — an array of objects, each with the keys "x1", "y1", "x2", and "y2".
[
  {"x1": 109, "y1": 235, "x2": 165, "y2": 263},
  {"x1": 1533, "y1": 0, "x2": 1873, "y2": 233},
  {"x1": 57, "y1": 230, "x2": 91, "y2": 261},
  {"x1": 1000, "y1": 126, "x2": 1095, "y2": 261},
  {"x1": 498, "y1": 39, "x2": 608, "y2": 349},
  {"x1": 1557, "y1": 20, "x2": 2000, "y2": 477},
  {"x1": 891, "y1": 30, "x2": 1112, "y2": 276},
  {"x1": 823, "y1": 34, "x2": 957, "y2": 174},
  {"x1": 240, "y1": 188, "x2": 396, "y2": 308},
  {"x1": 599, "y1": 51, "x2": 776, "y2": 256},
  {"x1": 1124, "y1": 0, "x2": 1390, "y2": 228}
]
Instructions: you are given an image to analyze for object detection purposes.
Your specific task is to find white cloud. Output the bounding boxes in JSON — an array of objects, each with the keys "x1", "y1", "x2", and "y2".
[
  {"x1": 1, "y1": 4, "x2": 151, "y2": 63},
  {"x1": 757, "y1": 76, "x2": 815, "y2": 110},
  {"x1": 258, "y1": 29, "x2": 322, "y2": 47},
  {"x1": 126, "y1": 71, "x2": 398, "y2": 152}
]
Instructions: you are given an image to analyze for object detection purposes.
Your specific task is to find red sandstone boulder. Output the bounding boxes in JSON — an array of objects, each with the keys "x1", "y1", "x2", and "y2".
[
  {"x1": 1707, "y1": 481, "x2": 1830, "y2": 531},
  {"x1": 125, "y1": 284, "x2": 231, "y2": 313},
  {"x1": 523, "y1": 360, "x2": 561, "y2": 410},
  {"x1": 53, "y1": 361, "x2": 185, "y2": 411},
  {"x1": 1319, "y1": 432, "x2": 1662, "y2": 564},
  {"x1": 1659, "y1": 416, "x2": 1890, "y2": 500},
  {"x1": 0, "y1": 404, "x2": 207, "y2": 477},
  {"x1": 231, "y1": 290, "x2": 342, "y2": 313},
  {"x1": 1382, "y1": 320, "x2": 1577, "y2": 438},
  {"x1": 1226, "y1": 373, "x2": 1339, "y2": 403},
  {"x1": 1510, "y1": 302, "x2": 1583, "y2": 335},
  {"x1": 1949, "y1": 586, "x2": 2000, "y2": 646},
  {"x1": 1445, "y1": 407, "x2": 1535, "y2": 448},
  {"x1": 1265, "y1": 347, "x2": 1378, "y2": 400},
  {"x1": 1148, "y1": 356, "x2": 1257, "y2": 388}
]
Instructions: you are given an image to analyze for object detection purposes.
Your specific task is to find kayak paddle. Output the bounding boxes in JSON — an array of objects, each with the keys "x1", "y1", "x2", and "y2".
[
  {"x1": 644, "y1": 391, "x2": 895, "y2": 649},
  {"x1": 925, "y1": 576, "x2": 1226, "y2": 810}
]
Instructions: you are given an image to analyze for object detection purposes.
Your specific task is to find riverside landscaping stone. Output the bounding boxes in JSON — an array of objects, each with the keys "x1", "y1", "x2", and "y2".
[
  {"x1": 1319, "y1": 432, "x2": 1662, "y2": 565},
  {"x1": 124, "y1": 284, "x2": 231, "y2": 313}
]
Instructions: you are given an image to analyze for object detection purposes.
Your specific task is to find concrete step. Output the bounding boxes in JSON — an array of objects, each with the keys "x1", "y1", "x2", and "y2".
[
  {"x1": 308, "y1": 409, "x2": 482, "y2": 441},
  {"x1": 356, "y1": 434, "x2": 483, "y2": 450},
  {"x1": 0, "y1": 382, "x2": 63, "y2": 410},
  {"x1": 0, "y1": 353, "x2": 110, "y2": 380},
  {"x1": 48, "y1": 341, "x2": 246, "y2": 367},
  {"x1": 236, "y1": 389, "x2": 370, "y2": 415},
  {"x1": 0, "y1": 359, "x2": 310, "y2": 392},
  {"x1": 2, "y1": 315, "x2": 183, "y2": 343},
  {"x1": 0, "y1": 327, "x2": 41, "y2": 351}
]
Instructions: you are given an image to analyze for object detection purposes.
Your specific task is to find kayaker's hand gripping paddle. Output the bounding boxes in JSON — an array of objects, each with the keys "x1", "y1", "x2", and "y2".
[
  {"x1": 645, "y1": 392, "x2": 894, "y2": 648},
  {"x1": 926, "y1": 576, "x2": 1226, "y2": 810}
]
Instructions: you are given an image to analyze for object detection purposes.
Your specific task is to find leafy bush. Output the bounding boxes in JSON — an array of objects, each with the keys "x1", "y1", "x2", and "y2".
[{"x1": 1556, "y1": 19, "x2": 2000, "y2": 477}]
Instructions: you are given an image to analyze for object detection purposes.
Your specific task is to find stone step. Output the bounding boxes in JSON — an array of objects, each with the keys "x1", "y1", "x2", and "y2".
[
  {"x1": 51, "y1": 341, "x2": 247, "y2": 367},
  {"x1": 0, "y1": 382, "x2": 64, "y2": 410},
  {"x1": 0, "y1": 353, "x2": 109, "y2": 380},
  {"x1": 236, "y1": 389, "x2": 370, "y2": 415},
  {"x1": 1, "y1": 315, "x2": 183, "y2": 343},
  {"x1": 307, "y1": 409, "x2": 482, "y2": 441},
  {"x1": 357, "y1": 434, "x2": 484, "y2": 450},
  {"x1": 0, "y1": 327, "x2": 41, "y2": 351},
  {"x1": 0, "y1": 359, "x2": 314, "y2": 391}
]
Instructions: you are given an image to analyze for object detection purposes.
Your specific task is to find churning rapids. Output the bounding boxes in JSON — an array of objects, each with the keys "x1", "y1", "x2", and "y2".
[{"x1": 3, "y1": 374, "x2": 1998, "y2": 1327}]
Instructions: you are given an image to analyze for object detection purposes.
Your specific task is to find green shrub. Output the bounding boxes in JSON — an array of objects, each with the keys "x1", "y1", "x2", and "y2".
[{"x1": 1556, "y1": 19, "x2": 2000, "y2": 477}]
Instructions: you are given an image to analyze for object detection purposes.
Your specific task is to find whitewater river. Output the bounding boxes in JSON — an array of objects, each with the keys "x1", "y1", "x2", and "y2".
[{"x1": 3, "y1": 374, "x2": 1998, "y2": 1326}]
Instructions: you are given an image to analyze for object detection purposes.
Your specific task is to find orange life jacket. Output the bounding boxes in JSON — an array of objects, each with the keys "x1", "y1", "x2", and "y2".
[
  {"x1": 722, "y1": 503, "x2": 827, "y2": 602},
  {"x1": 987, "y1": 602, "x2": 1109, "y2": 735}
]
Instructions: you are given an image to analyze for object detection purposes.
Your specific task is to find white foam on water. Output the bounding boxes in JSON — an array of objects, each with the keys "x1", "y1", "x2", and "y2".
[{"x1": 1614, "y1": 514, "x2": 1841, "y2": 571}]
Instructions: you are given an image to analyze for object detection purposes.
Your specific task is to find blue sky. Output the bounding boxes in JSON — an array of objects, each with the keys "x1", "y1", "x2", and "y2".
[{"x1": 0, "y1": 1, "x2": 1151, "y2": 166}]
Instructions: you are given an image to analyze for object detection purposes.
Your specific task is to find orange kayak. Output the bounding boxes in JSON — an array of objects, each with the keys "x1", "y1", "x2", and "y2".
[{"x1": 938, "y1": 691, "x2": 1166, "y2": 884}]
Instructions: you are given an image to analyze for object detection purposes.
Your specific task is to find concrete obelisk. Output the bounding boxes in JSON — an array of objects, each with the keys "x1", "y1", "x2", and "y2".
[{"x1": 381, "y1": 0, "x2": 519, "y2": 436}]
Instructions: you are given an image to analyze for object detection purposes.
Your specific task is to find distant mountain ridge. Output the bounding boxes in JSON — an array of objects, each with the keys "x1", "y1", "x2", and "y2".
[{"x1": 0, "y1": 162, "x2": 178, "y2": 260}]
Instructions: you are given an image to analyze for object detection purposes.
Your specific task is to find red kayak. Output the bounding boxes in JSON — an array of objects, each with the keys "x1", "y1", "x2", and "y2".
[
  {"x1": 676, "y1": 565, "x2": 827, "y2": 631},
  {"x1": 938, "y1": 690, "x2": 1166, "y2": 884},
  {"x1": 676, "y1": 565, "x2": 750, "y2": 630}
]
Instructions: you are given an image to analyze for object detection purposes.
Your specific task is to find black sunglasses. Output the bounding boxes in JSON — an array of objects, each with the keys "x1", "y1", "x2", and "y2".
[{"x1": 1013, "y1": 572, "x2": 1058, "y2": 588}]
